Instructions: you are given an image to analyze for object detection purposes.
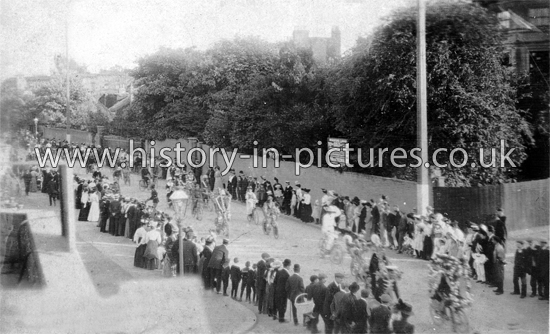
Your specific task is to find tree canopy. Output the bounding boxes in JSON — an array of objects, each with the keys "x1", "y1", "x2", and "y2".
[{"x1": 329, "y1": 2, "x2": 533, "y2": 185}]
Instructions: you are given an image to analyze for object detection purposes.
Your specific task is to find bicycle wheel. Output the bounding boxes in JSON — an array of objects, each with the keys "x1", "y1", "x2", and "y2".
[
  {"x1": 451, "y1": 308, "x2": 469, "y2": 333},
  {"x1": 330, "y1": 244, "x2": 344, "y2": 265},
  {"x1": 139, "y1": 180, "x2": 147, "y2": 191}
]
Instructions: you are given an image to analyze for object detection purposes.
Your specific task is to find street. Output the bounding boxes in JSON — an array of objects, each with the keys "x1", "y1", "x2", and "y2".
[{"x1": 70, "y1": 167, "x2": 548, "y2": 334}]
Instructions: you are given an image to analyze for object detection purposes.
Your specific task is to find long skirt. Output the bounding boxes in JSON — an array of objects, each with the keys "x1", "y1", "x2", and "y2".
[
  {"x1": 423, "y1": 236, "x2": 433, "y2": 258},
  {"x1": 144, "y1": 241, "x2": 160, "y2": 270},
  {"x1": 30, "y1": 177, "x2": 37, "y2": 192},
  {"x1": 78, "y1": 203, "x2": 91, "y2": 221},
  {"x1": 134, "y1": 244, "x2": 147, "y2": 268},
  {"x1": 301, "y1": 203, "x2": 313, "y2": 223},
  {"x1": 124, "y1": 218, "x2": 130, "y2": 238},
  {"x1": 163, "y1": 257, "x2": 175, "y2": 277},
  {"x1": 267, "y1": 284, "x2": 275, "y2": 314}
]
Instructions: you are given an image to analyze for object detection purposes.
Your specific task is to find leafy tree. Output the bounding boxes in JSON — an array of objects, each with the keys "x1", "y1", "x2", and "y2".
[
  {"x1": 130, "y1": 47, "x2": 209, "y2": 140},
  {"x1": 0, "y1": 85, "x2": 33, "y2": 133},
  {"x1": 331, "y1": 1, "x2": 533, "y2": 185}
]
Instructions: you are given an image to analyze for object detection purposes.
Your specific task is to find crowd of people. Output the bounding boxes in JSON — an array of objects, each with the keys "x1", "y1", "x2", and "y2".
[
  {"x1": 6, "y1": 134, "x2": 548, "y2": 333},
  {"x1": 202, "y1": 250, "x2": 415, "y2": 334}
]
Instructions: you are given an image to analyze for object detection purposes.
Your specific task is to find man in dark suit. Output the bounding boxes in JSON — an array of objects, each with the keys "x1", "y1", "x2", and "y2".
[
  {"x1": 286, "y1": 264, "x2": 305, "y2": 325},
  {"x1": 256, "y1": 252, "x2": 270, "y2": 313},
  {"x1": 309, "y1": 273, "x2": 328, "y2": 334},
  {"x1": 208, "y1": 167, "x2": 215, "y2": 191},
  {"x1": 227, "y1": 170, "x2": 237, "y2": 199},
  {"x1": 331, "y1": 282, "x2": 348, "y2": 333},
  {"x1": 109, "y1": 195, "x2": 122, "y2": 236},
  {"x1": 538, "y1": 240, "x2": 549, "y2": 300},
  {"x1": 369, "y1": 294, "x2": 392, "y2": 334},
  {"x1": 200, "y1": 238, "x2": 214, "y2": 289},
  {"x1": 282, "y1": 181, "x2": 293, "y2": 215},
  {"x1": 322, "y1": 273, "x2": 344, "y2": 333},
  {"x1": 237, "y1": 171, "x2": 247, "y2": 202},
  {"x1": 208, "y1": 239, "x2": 229, "y2": 293},
  {"x1": 354, "y1": 289, "x2": 369, "y2": 334},
  {"x1": 340, "y1": 283, "x2": 361, "y2": 333},
  {"x1": 495, "y1": 208, "x2": 508, "y2": 243},
  {"x1": 370, "y1": 201, "x2": 380, "y2": 235},
  {"x1": 274, "y1": 259, "x2": 291, "y2": 323},
  {"x1": 511, "y1": 240, "x2": 530, "y2": 298},
  {"x1": 173, "y1": 231, "x2": 199, "y2": 274}
]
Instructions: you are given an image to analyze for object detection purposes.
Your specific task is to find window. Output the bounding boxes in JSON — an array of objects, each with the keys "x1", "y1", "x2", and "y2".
[
  {"x1": 529, "y1": 7, "x2": 549, "y2": 27},
  {"x1": 498, "y1": 11, "x2": 511, "y2": 29}
]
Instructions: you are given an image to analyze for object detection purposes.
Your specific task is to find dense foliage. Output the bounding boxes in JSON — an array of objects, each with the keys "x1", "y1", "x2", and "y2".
[{"x1": 329, "y1": 2, "x2": 533, "y2": 185}]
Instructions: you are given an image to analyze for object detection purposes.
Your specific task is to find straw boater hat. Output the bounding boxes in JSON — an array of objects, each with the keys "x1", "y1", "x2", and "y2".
[{"x1": 272, "y1": 260, "x2": 282, "y2": 269}]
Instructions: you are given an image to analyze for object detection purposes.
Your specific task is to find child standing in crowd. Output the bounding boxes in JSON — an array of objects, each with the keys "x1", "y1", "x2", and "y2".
[
  {"x1": 240, "y1": 261, "x2": 250, "y2": 302},
  {"x1": 222, "y1": 260, "x2": 231, "y2": 296},
  {"x1": 472, "y1": 251, "x2": 488, "y2": 283},
  {"x1": 231, "y1": 258, "x2": 242, "y2": 299}
]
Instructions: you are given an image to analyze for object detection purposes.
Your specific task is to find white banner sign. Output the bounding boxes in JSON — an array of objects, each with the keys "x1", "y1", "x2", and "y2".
[{"x1": 327, "y1": 137, "x2": 348, "y2": 164}]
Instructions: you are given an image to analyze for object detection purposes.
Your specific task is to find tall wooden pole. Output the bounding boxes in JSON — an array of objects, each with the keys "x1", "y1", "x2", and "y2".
[
  {"x1": 416, "y1": 0, "x2": 430, "y2": 216},
  {"x1": 65, "y1": 4, "x2": 71, "y2": 144}
]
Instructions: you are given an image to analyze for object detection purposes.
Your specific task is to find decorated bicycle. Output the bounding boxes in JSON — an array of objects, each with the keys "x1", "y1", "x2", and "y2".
[
  {"x1": 342, "y1": 229, "x2": 374, "y2": 282},
  {"x1": 262, "y1": 195, "x2": 280, "y2": 238},
  {"x1": 212, "y1": 188, "x2": 231, "y2": 237},
  {"x1": 428, "y1": 253, "x2": 472, "y2": 333}
]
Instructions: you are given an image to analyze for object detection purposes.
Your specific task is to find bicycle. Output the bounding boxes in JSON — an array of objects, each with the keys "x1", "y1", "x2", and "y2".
[
  {"x1": 203, "y1": 192, "x2": 214, "y2": 212},
  {"x1": 215, "y1": 211, "x2": 230, "y2": 237},
  {"x1": 263, "y1": 215, "x2": 279, "y2": 239},
  {"x1": 429, "y1": 298, "x2": 470, "y2": 333},
  {"x1": 318, "y1": 233, "x2": 344, "y2": 264}
]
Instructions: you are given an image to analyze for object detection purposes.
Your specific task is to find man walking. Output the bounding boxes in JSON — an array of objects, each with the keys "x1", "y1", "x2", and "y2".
[
  {"x1": 511, "y1": 240, "x2": 530, "y2": 298},
  {"x1": 286, "y1": 263, "x2": 305, "y2": 326},
  {"x1": 322, "y1": 273, "x2": 344, "y2": 333},
  {"x1": 257, "y1": 253, "x2": 270, "y2": 313},
  {"x1": 208, "y1": 239, "x2": 229, "y2": 293},
  {"x1": 200, "y1": 237, "x2": 214, "y2": 288},
  {"x1": 309, "y1": 273, "x2": 328, "y2": 334},
  {"x1": 274, "y1": 259, "x2": 291, "y2": 323}
]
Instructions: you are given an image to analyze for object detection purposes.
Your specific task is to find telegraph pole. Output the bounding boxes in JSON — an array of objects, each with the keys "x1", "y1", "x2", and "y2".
[
  {"x1": 416, "y1": 0, "x2": 430, "y2": 216},
  {"x1": 65, "y1": 3, "x2": 71, "y2": 144}
]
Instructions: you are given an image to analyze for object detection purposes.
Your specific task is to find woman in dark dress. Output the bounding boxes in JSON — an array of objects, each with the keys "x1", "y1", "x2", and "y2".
[
  {"x1": 78, "y1": 189, "x2": 92, "y2": 221},
  {"x1": 75, "y1": 180, "x2": 84, "y2": 209}
]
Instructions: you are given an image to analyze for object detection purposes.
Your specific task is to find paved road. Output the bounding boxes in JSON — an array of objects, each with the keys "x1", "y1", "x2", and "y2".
[{"x1": 73, "y1": 167, "x2": 548, "y2": 334}]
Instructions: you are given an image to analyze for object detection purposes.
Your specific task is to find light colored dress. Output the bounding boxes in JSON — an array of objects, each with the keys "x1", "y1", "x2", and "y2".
[
  {"x1": 414, "y1": 221, "x2": 426, "y2": 252},
  {"x1": 245, "y1": 191, "x2": 257, "y2": 215},
  {"x1": 213, "y1": 171, "x2": 223, "y2": 192},
  {"x1": 87, "y1": 192, "x2": 100, "y2": 222}
]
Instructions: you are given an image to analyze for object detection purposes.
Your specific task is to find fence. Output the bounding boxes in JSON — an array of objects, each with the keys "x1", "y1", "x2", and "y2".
[
  {"x1": 141, "y1": 139, "x2": 419, "y2": 213},
  {"x1": 102, "y1": 135, "x2": 142, "y2": 152},
  {"x1": 42, "y1": 127, "x2": 94, "y2": 145},
  {"x1": 433, "y1": 178, "x2": 549, "y2": 231}
]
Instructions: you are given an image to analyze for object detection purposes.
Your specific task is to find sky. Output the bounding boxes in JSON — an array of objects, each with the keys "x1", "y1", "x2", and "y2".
[{"x1": 0, "y1": 0, "x2": 413, "y2": 80}]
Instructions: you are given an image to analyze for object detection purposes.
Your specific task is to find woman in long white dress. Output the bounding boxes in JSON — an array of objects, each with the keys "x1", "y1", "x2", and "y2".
[
  {"x1": 87, "y1": 191, "x2": 100, "y2": 222},
  {"x1": 245, "y1": 186, "x2": 257, "y2": 219},
  {"x1": 413, "y1": 216, "x2": 426, "y2": 258}
]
